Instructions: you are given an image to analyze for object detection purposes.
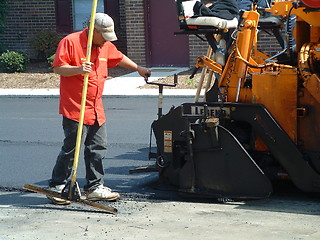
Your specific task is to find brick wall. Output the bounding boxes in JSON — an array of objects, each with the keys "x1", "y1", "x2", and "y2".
[
  {"x1": 0, "y1": 0, "x2": 282, "y2": 67},
  {"x1": 258, "y1": 31, "x2": 283, "y2": 56},
  {"x1": 116, "y1": 0, "x2": 128, "y2": 54},
  {"x1": 124, "y1": 0, "x2": 147, "y2": 66},
  {"x1": 189, "y1": 35, "x2": 210, "y2": 66},
  {"x1": 0, "y1": 0, "x2": 57, "y2": 59}
]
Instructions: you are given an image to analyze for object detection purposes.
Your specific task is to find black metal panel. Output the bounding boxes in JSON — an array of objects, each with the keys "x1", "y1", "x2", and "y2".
[
  {"x1": 182, "y1": 102, "x2": 320, "y2": 193},
  {"x1": 189, "y1": 124, "x2": 272, "y2": 198},
  {"x1": 152, "y1": 104, "x2": 273, "y2": 199}
]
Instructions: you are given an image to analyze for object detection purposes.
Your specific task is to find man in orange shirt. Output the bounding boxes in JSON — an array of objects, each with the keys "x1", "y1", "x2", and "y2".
[{"x1": 48, "y1": 13, "x2": 151, "y2": 204}]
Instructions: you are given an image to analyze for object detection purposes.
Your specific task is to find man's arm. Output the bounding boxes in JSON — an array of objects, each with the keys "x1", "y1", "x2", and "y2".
[
  {"x1": 53, "y1": 62, "x2": 93, "y2": 77},
  {"x1": 118, "y1": 55, "x2": 151, "y2": 79},
  {"x1": 53, "y1": 55, "x2": 151, "y2": 78}
]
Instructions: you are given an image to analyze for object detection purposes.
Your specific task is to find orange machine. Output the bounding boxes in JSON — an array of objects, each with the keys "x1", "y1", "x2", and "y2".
[
  {"x1": 138, "y1": 0, "x2": 320, "y2": 199},
  {"x1": 209, "y1": 0, "x2": 320, "y2": 162}
]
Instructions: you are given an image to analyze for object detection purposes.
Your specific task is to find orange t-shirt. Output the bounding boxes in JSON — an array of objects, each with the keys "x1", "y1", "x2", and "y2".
[{"x1": 52, "y1": 29, "x2": 124, "y2": 126}]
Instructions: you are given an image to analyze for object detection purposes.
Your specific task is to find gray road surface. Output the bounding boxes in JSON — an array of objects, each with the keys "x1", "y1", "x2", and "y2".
[
  {"x1": 0, "y1": 96, "x2": 320, "y2": 240},
  {"x1": 0, "y1": 96, "x2": 191, "y2": 193}
]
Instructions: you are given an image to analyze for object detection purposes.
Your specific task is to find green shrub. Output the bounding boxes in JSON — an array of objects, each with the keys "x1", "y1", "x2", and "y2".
[
  {"x1": 31, "y1": 30, "x2": 60, "y2": 59},
  {"x1": 0, "y1": 50, "x2": 29, "y2": 73},
  {"x1": 47, "y1": 54, "x2": 55, "y2": 67}
]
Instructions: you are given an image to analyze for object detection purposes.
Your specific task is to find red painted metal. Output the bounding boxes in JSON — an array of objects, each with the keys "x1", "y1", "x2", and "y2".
[{"x1": 301, "y1": 0, "x2": 320, "y2": 8}]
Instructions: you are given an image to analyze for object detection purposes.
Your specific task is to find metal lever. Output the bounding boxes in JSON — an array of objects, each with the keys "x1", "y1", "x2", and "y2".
[
  {"x1": 144, "y1": 74, "x2": 178, "y2": 87},
  {"x1": 145, "y1": 74, "x2": 178, "y2": 119},
  {"x1": 190, "y1": 67, "x2": 200, "y2": 79}
]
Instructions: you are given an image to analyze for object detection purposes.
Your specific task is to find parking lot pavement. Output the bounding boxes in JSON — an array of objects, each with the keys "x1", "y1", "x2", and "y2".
[{"x1": 1, "y1": 189, "x2": 320, "y2": 240}]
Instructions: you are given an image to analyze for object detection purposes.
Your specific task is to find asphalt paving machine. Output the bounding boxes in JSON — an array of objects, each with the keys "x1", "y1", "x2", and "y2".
[{"x1": 137, "y1": 0, "x2": 320, "y2": 200}]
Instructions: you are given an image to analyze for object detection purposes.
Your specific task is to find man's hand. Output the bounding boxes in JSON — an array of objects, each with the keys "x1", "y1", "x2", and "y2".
[
  {"x1": 80, "y1": 62, "x2": 94, "y2": 74},
  {"x1": 137, "y1": 66, "x2": 151, "y2": 79},
  {"x1": 53, "y1": 62, "x2": 94, "y2": 77}
]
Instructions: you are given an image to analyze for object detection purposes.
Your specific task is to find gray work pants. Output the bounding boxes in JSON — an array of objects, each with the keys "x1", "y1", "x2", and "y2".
[{"x1": 49, "y1": 117, "x2": 107, "y2": 192}]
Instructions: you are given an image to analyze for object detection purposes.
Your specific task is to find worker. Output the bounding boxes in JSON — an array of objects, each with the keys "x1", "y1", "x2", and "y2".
[
  {"x1": 238, "y1": 0, "x2": 272, "y2": 14},
  {"x1": 47, "y1": 13, "x2": 151, "y2": 205},
  {"x1": 195, "y1": 0, "x2": 273, "y2": 18},
  {"x1": 193, "y1": 0, "x2": 239, "y2": 20}
]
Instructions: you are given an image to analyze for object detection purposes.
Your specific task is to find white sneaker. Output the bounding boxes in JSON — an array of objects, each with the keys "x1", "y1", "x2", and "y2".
[
  {"x1": 47, "y1": 184, "x2": 71, "y2": 205},
  {"x1": 86, "y1": 185, "x2": 120, "y2": 201}
]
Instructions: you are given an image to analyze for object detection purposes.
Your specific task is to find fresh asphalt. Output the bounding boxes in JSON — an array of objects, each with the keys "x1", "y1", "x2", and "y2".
[
  {"x1": 0, "y1": 95, "x2": 193, "y2": 196},
  {"x1": 0, "y1": 67, "x2": 197, "y2": 195}
]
